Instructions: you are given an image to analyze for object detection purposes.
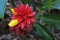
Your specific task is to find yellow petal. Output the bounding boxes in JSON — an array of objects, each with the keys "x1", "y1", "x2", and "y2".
[
  {"x1": 8, "y1": 19, "x2": 19, "y2": 27},
  {"x1": 10, "y1": 8, "x2": 17, "y2": 15}
]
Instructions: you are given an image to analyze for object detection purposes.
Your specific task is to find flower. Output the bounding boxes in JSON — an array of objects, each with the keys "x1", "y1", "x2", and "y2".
[{"x1": 8, "y1": 4, "x2": 36, "y2": 36}]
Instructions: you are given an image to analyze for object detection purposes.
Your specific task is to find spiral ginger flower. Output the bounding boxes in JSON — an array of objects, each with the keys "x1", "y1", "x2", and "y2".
[{"x1": 8, "y1": 4, "x2": 36, "y2": 36}]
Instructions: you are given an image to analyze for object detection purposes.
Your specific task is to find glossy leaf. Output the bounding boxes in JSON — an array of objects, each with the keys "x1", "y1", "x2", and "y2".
[
  {"x1": 34, "y1": 23, "x2": 55, "y2": 40},
  {"x1": 0, "y1": 0, "x2": 7, "y2": 19}
]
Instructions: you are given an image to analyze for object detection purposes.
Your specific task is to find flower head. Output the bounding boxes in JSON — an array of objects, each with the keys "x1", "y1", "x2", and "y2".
[{"x1": 8, "y1": 4, "x2": 36, "y2": 36}]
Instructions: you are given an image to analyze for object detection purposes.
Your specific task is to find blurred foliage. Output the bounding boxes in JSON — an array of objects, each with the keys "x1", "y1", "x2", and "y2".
[
  {"x1": 34, "y1": 23, "x2": 55, "y2": 40},
  {"x1": 0, "y1": 0, "x2": 60, "y2": 40},
  {"x1": 41, "y1": 13, "x2": 60, "y2": 29},
  {"x1": 20, "y1": 0, "x2": 60, "y2": 40},
  {"x1": 42, "y1": 0, "x2": 60, "y2": 10}
]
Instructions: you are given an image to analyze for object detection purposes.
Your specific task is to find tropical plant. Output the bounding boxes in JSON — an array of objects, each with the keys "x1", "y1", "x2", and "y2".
[{"x1": 0, "y1": 0, "x2": 60, "y2": 40}]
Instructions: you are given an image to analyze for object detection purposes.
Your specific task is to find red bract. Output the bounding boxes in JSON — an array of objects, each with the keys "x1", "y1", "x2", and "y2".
[{"x1": 9, "y1": 4, "x2": 36, "y2": 36}]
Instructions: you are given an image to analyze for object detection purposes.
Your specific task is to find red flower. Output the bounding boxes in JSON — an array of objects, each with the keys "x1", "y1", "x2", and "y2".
[{"x1": 8, "y1": 4, "x2": 36, "y2": 36}]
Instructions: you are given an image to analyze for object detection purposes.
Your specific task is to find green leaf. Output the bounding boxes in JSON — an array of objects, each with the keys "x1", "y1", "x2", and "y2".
[
  {"x1": 34, "y1": 23, "x2": 55, "y2": 40},
  {"x1": 52, "y1": 0, "x2": 60, "y2": 9},
  {"x1": 0, "y1": 0, "x2": 7, "y2": 19},
  {"x1": 42, "y1": 0, "x2": 60, "y2": 10},
  {"x1": 41, "y1": 13, "x2": 60, "y2": 29},
  {"x1": 42, "y1": 0, "x2": 53, "y2": 10}
]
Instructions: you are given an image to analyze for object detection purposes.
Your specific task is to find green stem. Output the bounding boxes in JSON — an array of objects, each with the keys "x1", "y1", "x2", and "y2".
[{"x1": 48, "y1": 0, "x2": 52, "y2": 10}]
